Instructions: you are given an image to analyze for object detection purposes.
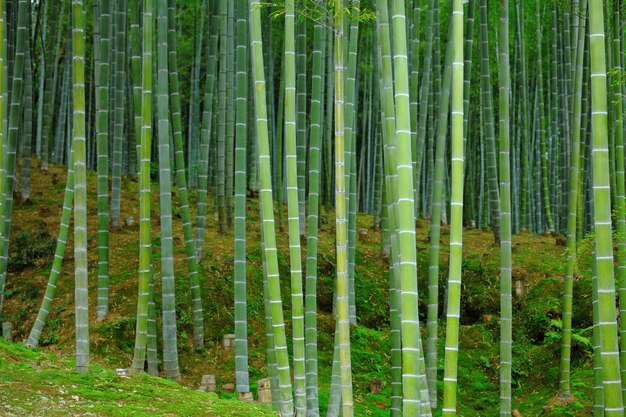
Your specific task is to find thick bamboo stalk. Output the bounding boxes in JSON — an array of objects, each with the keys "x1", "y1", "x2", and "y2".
[
  {"x1": 27, "y1": 149, "x2": 74, "y2": 347},
  {"x1": 558, "y1": 0, "x2": 587, "y2": 399},
  {"x1": 479, "y1": 0, "x2": 501, "y2": 242},
  {"x1": 442, "y1": 0, "x2": 464, "y2": 415},
  {"x1": 334, "y1": 3, "x2": 353, "y2": 415},
  {"x1": 156, "y1": 0, "x2": 180, "y2": 381},
  {"x1": 283, "y1": 2, "x2": 306, "y2": 412},
  {"x1": 249, "y1": 1, "x2": 294, "y2": 414},
  {"x1": 304, "y1": 3, "x2": 325, "y2": 414},
  {"x1": 498, "y1": 1, "x2": 513, "y2": 414},
  {"x1": 390, "y1": 0, "x2": 430, "y2": 413},
  {"x1": 166, "y1": 0, "x2": 204, "y2": 348},
  {"x1": 588, "y1": 0, "x2": 624, "y2": 413},
  {"x1": 95, "y1": 0, "x2": 111, "y2": 321},
  {"x1": 132, "y1": 0, "x2": 153, "y2": 373},
  {"x1": 71, "y1": 0, "x2": 89, "y2": 373},
  {"x1": 110, "y1": 0, "x2": 127, "y2": 229},
  {"x1": 233, "y1": 0, "x2": 249, "y2": 394}
]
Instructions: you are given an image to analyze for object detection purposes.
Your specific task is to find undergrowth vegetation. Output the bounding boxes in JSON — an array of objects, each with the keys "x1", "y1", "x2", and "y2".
[{"x1": 0, "y1": 164, "x2": 594, "y2": 416}]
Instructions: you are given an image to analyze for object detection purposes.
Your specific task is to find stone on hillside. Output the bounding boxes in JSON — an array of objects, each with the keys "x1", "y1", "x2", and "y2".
[
  {"x1": 515, "y1": 280, "x2": 524, "y2": 298},
  {"x1": 238, "y1": 392, "x2": 253, "y2": 402},
  {"x1": 370, "y1": 378, "x2": 382, "y2": 394},
  {"x1": 223, "y1": 334, "x2": 235, "y2": 351},
  {"x1": 257, "y1": 378, "x2": 272, "y2": 406},
  {"x1": 221, "y1": 383, "x2": 235, "y2": 394},
  {"x1": 202, "y1": 374, "x2": 216, "y2": 385},
  {"x1": 2, "y1": 322, "x2": 12, "y2": 342},
  {"x1": 199, "y1": 375, "x2": 216, "y2": 392}
]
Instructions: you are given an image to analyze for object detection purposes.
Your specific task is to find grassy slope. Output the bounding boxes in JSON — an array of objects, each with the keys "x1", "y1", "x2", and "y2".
[
  {"x1": 0, "y1": 338, "x2": 274, "y2": 416},
  {"x1": 2, "y1": 161, "x2": 595, "y2": 416}
]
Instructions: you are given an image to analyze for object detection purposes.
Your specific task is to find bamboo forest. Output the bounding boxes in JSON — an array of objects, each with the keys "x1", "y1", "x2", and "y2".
[{"x1": 1, "y1": 0, "x2": 625, "y2": 416}]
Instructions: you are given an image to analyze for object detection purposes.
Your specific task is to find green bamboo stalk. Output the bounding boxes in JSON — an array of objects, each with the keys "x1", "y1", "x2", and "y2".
[
  {"x1": 0, "y1": 0, "x2": 27, "y2": 315},
  {"x1": 283, "y1": 2, "x2": 306, "y2": 412},
  {"x1": 478, "y1": 0, "x2": 501, "y2": 242},
  {"x1": 462, "y1": 0, "x2": 476, "y2": 156},
  {"x1": 225, "y1": 0, "x2": 235, "y2": 229},
  {"x1": 249, "y1": 1, "x2": 294, "y2": 414},
  {"x1": 498, "y1": 1, "x2": 512, "y2": 414},
  {"x1": 0, "y1": 0, "x2": 28, "y2": 312},
  {"x1": 34, "y1": 0, "x2": 46, "y2": 162},
  {"x1": 516, "y1": 0, "x2": 530, "y2": 232},
  {"x1": 186, "y1": 1, "x2": 205, "y2": 190},
  {"x1": 390, "y1": 0, "x2": 430, "y2": 413},
  {"x1": 146, "y1": 260, "x2": 158, "y2": 376},
  {"x1": 195, "y1": 10, "x2": 219, "y2": 261},
  {"x1": 71, "y1": 0, "x2": 89, "y2": 374},
  {"x1": 558, "y1": 0, "x2": 587, "y2": 400},
  {"x1": 334, "y1": 2, "x2": 353, "y2": 415},
  {"x1": 374, "y1": 6, "x2": 402, "y2": 413},
  {"x1": 611, "y1": 0, "x2": 626, "y2": 400},
  {"x1": 549, "y1": 7, "x2": 561, "y2": 233},
  {"x1": 376, "y1": 4, "x2": 403, "y2": 416},
  {"x1": 0, "y1": 0, "x2": 4, "y2": 284},
  {"x1": 442, "y1": 0, "x2": 464, "y2": 415},
  {"x1": 166, "y1": 0, "x2": 204, "y2": 348},
  {"x1": 344, "y1": 0, "x2": 360, "y2": 327},
  {"x1": 156, "y1": 0, "x2": 180, "y2": 381},
  {"x1": 426, "y1": 0, "x2": 440, "y2": 219},
  {"x1": 591, "y1": 249, "x2": 604, "y2": 416},
  {"x1": 410, "y1": 0, "x2": 420, "y2": 217},
  {"x1": 216, "y1": 0, "x2": 227, "y2": 235},
  {"x1": 304, "y1": 3, "x2": 325, "y2": 413},
  {"x1": 589, "y1": 0, "x2": 624, "y2": 413},
  {"x1": 41, "y1": 1, "x2": 65, "y2": 171},
  {"x1": 296, "y1": 15, "x2": 307, "y2": 237},
  {"x1": 54, "y1": 56, "x2": 70, "y2": 165},
  {"x1": 261, "y1": 229, "x2": 280, "y2": 409},
  {"x1": 95, "y1": 0, "x2": 111, "y2": 321},
  {"x1": 415, "y1": 0, "x2": 433, "y2": 221},
  {"x1": 425, "y1": 13, "x2": 455, "y2": 409},
  {"x1": 275, "y1": 61, "x2": 285, "y2": 233},
  {"x1": 132, "y1": 0, "x2": 153, "y2": 373},
  {"x1": 110, "y1": 0, "x2": 127, "y2": 229},
  {"x1": 323, "y1": 26, "x2": 333, "y2": 212},
  {"x1": 233, "y1": 0, "x2": 250, "y2": 395},
  {"x1": 26, "y1": 149, "x2": 74, "y2": 348},
  {"x1": 130, "y1": 0, "x2": 141, "y2": 177},
  {"x1": 536, "y1": 3, "x2": 554, "y2": 233},
  {"x1": 20, "y1": 19, "x2": 31, "y2": 201}
]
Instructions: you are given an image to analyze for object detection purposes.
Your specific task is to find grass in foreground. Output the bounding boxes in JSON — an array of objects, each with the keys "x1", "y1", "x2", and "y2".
[{"x1": 0, "y1": 338, "x2": 275, "y2": 416}]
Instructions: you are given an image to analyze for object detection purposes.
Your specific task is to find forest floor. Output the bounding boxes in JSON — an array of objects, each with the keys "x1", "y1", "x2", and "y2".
[{"x1": 1, "y1": 160, "x2": 595, "y2": 416}]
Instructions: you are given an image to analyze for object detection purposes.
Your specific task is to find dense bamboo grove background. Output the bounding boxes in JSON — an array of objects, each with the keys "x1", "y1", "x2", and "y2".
[{"x1": 0, "y1": 0, "x2": 625, "y2": 416}]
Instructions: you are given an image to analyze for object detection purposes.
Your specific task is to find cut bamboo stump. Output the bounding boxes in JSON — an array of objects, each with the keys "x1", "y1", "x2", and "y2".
[
  {"x1": 199, "y1": 375, "x2": 216, "y2": 392},
  {"x1": 515, "y1": 280, "x2": 524, "y2": 298},
  {"x1": 370, "y1": 378, "x2": 382, "y2": 394},
  {"x1": 257, "y1": 378, "x2": 272, "y2": 406},
  {"x1": 2, "y1": 322, "x2": 12, "y2": 342},
  {"x1": 223, "y1": 334, "x2": 235, "y2": 351},
  {"x1": 238, "y1": 392, "x2": 253, "y2": 402}
]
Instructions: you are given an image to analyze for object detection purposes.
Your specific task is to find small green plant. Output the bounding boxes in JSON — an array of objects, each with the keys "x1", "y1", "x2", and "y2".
[
  {"x1": 544, "y1": 318, "x2": 593, "y2": 357},
  {"x1": 40, "y1": 318, "x2": 60, "y2": 346},
  {"x1": 8, "y1": 229, "x2": 56, "y2": 272}
]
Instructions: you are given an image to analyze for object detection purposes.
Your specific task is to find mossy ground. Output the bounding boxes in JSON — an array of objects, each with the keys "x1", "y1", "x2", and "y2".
[
  {"x1": 0, "y1": 338, "x2": 274, "y2": 416},
  {"x1": 2, "y1": 161, "x2": 594, "y2": 416}
]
